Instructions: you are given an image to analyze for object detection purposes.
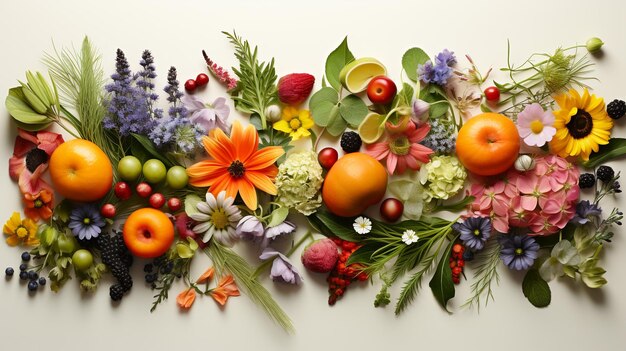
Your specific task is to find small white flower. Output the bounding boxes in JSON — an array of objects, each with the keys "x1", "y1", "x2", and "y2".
[
  {"x1": 190, "y1": 190, "x2": 242, "y2": 246},
  {"x1": 353, "y1": 216, "x2": 372, "y2": 235},
  {"x1": 401, "y1": 229, "x2": 419, "y2": 245}
]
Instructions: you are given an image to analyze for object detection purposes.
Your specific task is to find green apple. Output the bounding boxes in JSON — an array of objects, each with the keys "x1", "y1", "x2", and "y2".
[
  {"x1": 117, "y1": 156, "x2": 143, "y2": 181},
  {"x1": 166, "y1": 166, "x2": 189, "y2": 190}
]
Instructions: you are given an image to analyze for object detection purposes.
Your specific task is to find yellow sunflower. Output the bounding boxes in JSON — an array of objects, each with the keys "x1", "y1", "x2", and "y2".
[
  {"x1": 549, "y1": 88, "x2": 613, "y2": 160},
  {"x1": 273, "y1": 106, "x2": 314, "y2": 140}
]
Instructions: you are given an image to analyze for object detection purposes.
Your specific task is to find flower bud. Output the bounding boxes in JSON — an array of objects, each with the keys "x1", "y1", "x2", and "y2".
[
  {"x1": 236, "y1": 215, "x2": 264, "y2": 240},
  {"x1": 514, "y1": 155, "x2": 536, "y2": 172},
  {"x1": 265, "y1": 104, "x2": 282, "y2": 123},
  {"x1": 411, "y1": 98, "x2": 430, "y2": 126},
  {"x1": 586, "y1": 37, "x2": 604, "y2": 53}
]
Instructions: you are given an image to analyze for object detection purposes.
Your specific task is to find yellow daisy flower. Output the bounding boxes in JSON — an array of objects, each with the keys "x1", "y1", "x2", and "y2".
[
  {"x1": 3, "y1": 212, "x2": 39, "y2": 246},
  {"x1": 549, "y1": 88, "x2": 613, "y2": 161},
  {"x1": 273, "y1": 106, "x2": 314, "y2": 140}
]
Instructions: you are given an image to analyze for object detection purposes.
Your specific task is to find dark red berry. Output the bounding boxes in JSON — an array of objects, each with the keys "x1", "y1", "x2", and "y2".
[
  {"x1": 484, "y1": 86, "x2": 500, "y2": 102},
  {"x1": 136, "y1": 182, "x2": 152, "y2": 198},
  {"x1": 167, "y1": 197, "x2": 182, "y2": 212},
  {"x1": 195, "y1": 73, "x2": 209, "y2": 87},
  {"x1": 114, "y1": 182, "x2": 132, "y2": 200},
  {"x1": 149, "y1": 193, "x2": 165, "y2": 209},
  {"x1": 100, "y1": 204, "x2": 116, "y2": 218},
  {"x1": 184, "y1": 79, "x2": 197, "y2": 92},
  {"x1": 318, "y1": 147, "x2": 339, "y2": 170}
]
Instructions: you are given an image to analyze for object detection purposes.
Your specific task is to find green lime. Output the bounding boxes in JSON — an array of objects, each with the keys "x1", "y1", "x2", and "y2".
[
  {"x1": 339, "y1": 57, "x2": 387, "y2": 93},
  {"x1": 358, "y1": 112, "x2": 386, "y2": 144}
]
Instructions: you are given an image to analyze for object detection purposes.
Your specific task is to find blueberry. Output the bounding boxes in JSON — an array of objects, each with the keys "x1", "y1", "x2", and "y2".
[
  {"x1": 38, "y1": 277, "x2": 46, "y2": 286},
  {"x1": 145, "y1": 274, "x2": 156, "y2": 283},
  {"x1": 19, "y1": 271, "x2": 29, "y2": 280},
  {"x1": 27, "y1": 280, "x2": 38, "y2": 291},
  {"x1": 27, "y1": 271, "x2": 38, "y2": 280},
  {"x1": 5, "y1": 267, "x2": 14, "y2": 276},
  {"x1": 21, "y1": 251, "x2": 31, "y2": 261},
  {"x1": 19, "y1": 263, "x2": 28, "y2": 271}
]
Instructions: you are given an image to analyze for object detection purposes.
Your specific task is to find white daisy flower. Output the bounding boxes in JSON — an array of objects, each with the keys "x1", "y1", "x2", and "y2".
[
  {"x1": 353, "y1": 216, "x2": 372, "y2": 235},
  {"x1": 190, "y1": 190, "x2": 242, "y2": 246},
  {"x1": 401, "y1": 229, "x2": 419, "y2": 245}
]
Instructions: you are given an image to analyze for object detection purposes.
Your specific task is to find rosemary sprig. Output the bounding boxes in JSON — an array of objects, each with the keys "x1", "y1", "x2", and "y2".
[
  {"x1": 223, "y1": 31, "x2": 278, "y2": 130},
  {"x1": 150, "y1": 256, "x2": 192, "y2": 312},
  {"x1": 462, "y1": 238, "x2": 502, "y2": 310}
]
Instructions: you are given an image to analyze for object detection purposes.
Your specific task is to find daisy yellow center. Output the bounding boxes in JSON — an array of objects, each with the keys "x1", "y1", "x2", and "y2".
[
  {"x1": 211, "y1": 208, "x2": 229, "y2": 230},
  {"x1": 228, "y1": 160, "x2": 245, "y2": 179},
  {"x1": 530, "y1": 120, "x2": 544, "y2": 134},
  {"x1": 83, "y1": 218, "x2": 91, "y2": 225},
  {"x1": 34, "y1": 199, "x2": 43, "y2": 208},
  {"x1": 289, "y1": 118, "x2": 302, "y2": 130},
  {"x1": 389, "y1": 136, "x2": 410, "y2": 156},
  {"x1": 16, "y1": 226, "x2": 28, "y2": 238},
  {"x1": 515, "y1": 248, "x2": 524, "y2": 255},
  {"x1": 473, "y1": 229, "x2": 481, "y2": 236},
  {"x1": 566, "y1": 109, "x2": 593, "y2": 139}
]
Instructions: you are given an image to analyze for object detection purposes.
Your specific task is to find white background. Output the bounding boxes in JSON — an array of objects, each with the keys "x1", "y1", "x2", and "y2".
[{"x1": 1, "y1": 0, "x2": 625, "y2": 350}]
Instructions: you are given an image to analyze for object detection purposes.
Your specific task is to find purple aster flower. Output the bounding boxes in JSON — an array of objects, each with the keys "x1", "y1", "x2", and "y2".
[
  {"x1": 435, "y1": 49, "x2": 457, "y2": 66},
  {"x1": 259, "y1": 248, "x2": 303, "y2": 285},
  {"x1": 236, "y1": 215, "x2": 265, "y2": 241},
  {"x1": 499, "y1": 234, "x2": 540, "y2": 271},
  {"x1": 182, "y1": 96, "x2": 230, "y2": 133},
  {"x1": 262, "y1": 221, "x2": 296, "y2": 248},
  {"x1": 68, "y1": 204, "x2": 106, "y2": 240},
  {"x1": 453, "y1": 216, "x2": 491, "y2": 251},
  {"x1": 570, "y1": 200, "x2": 602, "y2": 225},
  {"x1": 418, "y1": 49, "x2": 456, "y2": 86}
]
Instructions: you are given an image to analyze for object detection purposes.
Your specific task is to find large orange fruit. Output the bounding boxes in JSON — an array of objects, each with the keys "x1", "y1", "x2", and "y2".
[
  {"x1": 322, "y1": 152, "x2": 387, "y2": 217},
  {"x1": 123, "y1": 208, "x2": 174, "y2": 258},
  {"x1": 49, "y1": 139, "x2": 113, "y2": 202},
  {"x1": 456, "y1": 113, "x2": 520, "y2": 176}
]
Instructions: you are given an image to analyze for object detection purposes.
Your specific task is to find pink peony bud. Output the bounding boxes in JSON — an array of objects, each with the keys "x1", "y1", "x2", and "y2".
[{"x1": 301, "y1": 238, "x2": 339, "y2": 273}]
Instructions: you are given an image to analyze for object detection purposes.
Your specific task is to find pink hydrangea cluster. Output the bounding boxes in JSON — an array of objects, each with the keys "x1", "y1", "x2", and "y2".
[{"x1": 468, "y1": 155, "x2": 580, "y2": 236}]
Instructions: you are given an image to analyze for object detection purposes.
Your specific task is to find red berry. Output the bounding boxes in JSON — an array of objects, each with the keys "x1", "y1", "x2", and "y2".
[
  {"x1": 318, "y1": 147, "x2": 339, "y2": 170},
  {"x1": 136, "y1": 182, "x2": 152, "y2": 198},
  {"x1": 100, "y1": 204, "x2": 116, "y2": 218},
  {"x1": 452, "y1": 244, "x2": 464, "y2": 254},
  {"x1": 484, "y1": 86, "x2": 500, "y2": 102},
  {"x1": 195, "y1": 73, "x2": 209, "y2": 87},
  {"x1": 114, "y1": 182, "x2": 132, "y2": 200},
  {"x1": 184, "y1": 79, "x2": 197, "y2": 92},
  {"x1": 380, "y1": 198, "x2": 404, "y2": 222},
  {"x1": 452, "y1": 267, "x2": 462, "y2": 275},
  {"x1": 167, "y1": 197, "x2": 182, "y2": 212},
  {"x1": 149, "y1": 193, "x2": 166, "y2": 209}
]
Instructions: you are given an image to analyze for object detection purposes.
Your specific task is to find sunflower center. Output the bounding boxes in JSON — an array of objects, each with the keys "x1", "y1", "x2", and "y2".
[
  {"x1": 289, "y1": 118, "x2": 302, "y2": 130},
  {"x1": 515, "y1": 248, "x2": 524, "y2": 256},
  {"x1": 530, "y1": 120, "x2": 544, "y2": 134},
  {"x1": 228, "y1": 160, "x2": 245, "y2": 179},
  {"x1": 25, "y1": 148, "x2": 48, "y2": 173},
  {"x1": 389, "y1": 136, "x2": 411, "y2": 156},
  {"x1": 211, "y1": 208, "x2": 229, "y2": 230},
  {"x1": 34, "y1": 199, "x2": 44, "y2": 208},
  {"x1": 566, "y1": 109, "x2": 593, "y2": 139}
]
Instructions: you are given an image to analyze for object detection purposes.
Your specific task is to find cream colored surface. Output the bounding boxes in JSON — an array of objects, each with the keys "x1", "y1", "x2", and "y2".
[{"x1": 1, "y1": 0, "x2": 625, "y2": 350}]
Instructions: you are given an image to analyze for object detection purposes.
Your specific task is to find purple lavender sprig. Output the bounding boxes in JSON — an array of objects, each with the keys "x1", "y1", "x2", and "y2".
[{"x1": 135, "y1": 50, "x2": 163, "y2": 120}]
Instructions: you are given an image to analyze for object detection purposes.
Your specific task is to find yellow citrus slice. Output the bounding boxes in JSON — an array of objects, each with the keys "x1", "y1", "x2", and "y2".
[
  {"x1": 358, "y1": 112, "x2": 386, "y2": 144},
  {"x1": 339, "y1": 57, "x2": 387, "y2": 93}
]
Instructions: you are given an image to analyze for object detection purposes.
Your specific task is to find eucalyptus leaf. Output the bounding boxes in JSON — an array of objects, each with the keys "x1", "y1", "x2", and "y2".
[
  {"x1": 339, "y1": 94, "x2": 368, "y2": 127},
  {"x1": 429, "y1": 238, "x2": 457, "y2": 312},
  {"x1": 522, "y1": 268, "x2": 551, "y2": 308},
  {"x1": 309, "y1": 87, "x2": 339, "y2": 127},
  {"x1": 326, "y1": 113, "x2": 348, "y2": 137},
  {"x1": 325, "y1": 37, "x2": 355, "y2": 91},
  {"x1": 583, "y1": 138, "x2": 626, "y2": 168},
  {"x1": 429, "y1": 101, "x2": 450, "y2": 119},
  {"x1": 402, "y1": 48, "x2": 430, "y2": 82},
  {"x1": 267, "y1": 207, "x2": 289, "y2": 228}
]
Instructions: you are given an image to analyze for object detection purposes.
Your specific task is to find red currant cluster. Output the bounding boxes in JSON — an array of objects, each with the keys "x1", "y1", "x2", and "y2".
[
  {"x1": 327, "y1": 238, "x2": 368, "y2": 305},
  {"x1": 450, "y1": 243, "x2": 465, "y2": 285}
]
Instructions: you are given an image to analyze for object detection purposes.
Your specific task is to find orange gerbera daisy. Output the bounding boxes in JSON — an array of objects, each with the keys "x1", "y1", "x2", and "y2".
[{"x1": 187, "y1": 121, "x2": 284, "y2": 210}]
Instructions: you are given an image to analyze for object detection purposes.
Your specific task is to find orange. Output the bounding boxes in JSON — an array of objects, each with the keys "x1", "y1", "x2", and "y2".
[
  {"x1": 322, "y1": 152, "x2": 387, "y2": 217},
  {"x1": 456, "y1": 113, "x2": 520, "y2": 176},
  {"x1": 49, "y1": 139, "x2": 113, "y2": 202},
  {"x1": 123, "y1": 208, "x2": 174, "y2": 258}
]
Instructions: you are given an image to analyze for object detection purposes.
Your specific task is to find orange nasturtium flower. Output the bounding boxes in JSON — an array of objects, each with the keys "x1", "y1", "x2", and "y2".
[
  {"x1": 209, "y1": 275, "x2": 240, "y2": 306},
  {"x1": 23, "y1": 189, "x2": 54, "y2": 221},
  {"x1": 195, "y1": 266, "x2": 215, "y2": 284},
  {"x1": 186, "y1": 121, "x2": 284, "y2": 211},
  {"x1": 176, "y1": 288, "x2": 197, "y2": 310},
  {"x1": 3, "y1": 212, "x2": 39, "y2": 246}
]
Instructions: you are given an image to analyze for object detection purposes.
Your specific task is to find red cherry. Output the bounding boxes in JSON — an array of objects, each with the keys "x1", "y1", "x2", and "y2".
[
  {"x1": 136, "y1": 182, "x2": 153, "y2": 198},
  {"x1": 380, "y1": 198, "x2": 404, "y2": 222},
  {"x1": 484, "y1": 86, "x2": 500, "y2": 102},
  {"x1": 184, "y1": 79, "x2": 197, "y2": 93},
  {"x1": 100, "y1": 203, "x2": 116, "y2": 218},
  {"x1": 167, "y1": 197, "x2": 182, "y2": 212},
  {"x1": 195, "y1": 73, "x2": 209, "y2": 87},
  {"x1": 149, "y1": 193, "x2": 166, "y2": 209},
  {"x1": 114, "y1": 182, "x2": 132, "y2": 200},
  {"x1": 318, "y1": 147, "x2": 339, "y2": 170},
  {"x1": 367, "y1": 76, "x2": 397, "y2": 105}
]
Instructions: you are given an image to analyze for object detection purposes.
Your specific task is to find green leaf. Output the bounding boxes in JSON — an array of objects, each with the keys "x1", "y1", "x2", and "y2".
[
  {"x1": 309, "y1": 87, "x2": 339, "y2": 127},
  {"x1": 176, "y1": 243, "x2": 194, "y2": 259},
  {"x1": 184, "y1": 194, "x2": 202, "y2": 216},
  {"x1": 522, "y1": 268, "x2": 551, "y2": 308},
  {"x1": 583, "y1": 138, "x2": 626, "y2": 168},
  {"x1": 339, "y1": 94, "x2": 368, "y2": 127},
  {"x1": 480, "y1": 104, "x2": 493, "y2": 113},
  {"x1": 326, "y1": 114, "x2": 348, "y2": 137},
  {"x1": 430, "y1": 101, "x2": 450, "y2": 119},
  {"x1": 5, "y1": 89, "x2": 50, "y2": 124},
  {"x1": 249, "y1": 113, "x2": 264, "y2": 130},
  {"x1": 429, "y1": 238, "x2": 457, "y2": 312},
  {"x1": 432, "y1": 196, "x2": 475, "y2": 213},
  {"x1": 325, "y1": 37, "x2": 355, "y2": 91},
  {"x1": 267, "y1": 207, "x2": 289, "y2": 228},
  {"x1": 402, "y1": 48, "x2": 430, "y2": 82},
  {"x1": 398, "y1": 83, "x2": 414, "y2": 107},
  {"x1": 130, "y1": 133, "x2": 175, "y2": 168},
  {"x1": 313, "y1": 211, "x2": 361, "y2": 242},
  {"x1": 346, "y1": 243, "x2": 379, "y2": 265}
]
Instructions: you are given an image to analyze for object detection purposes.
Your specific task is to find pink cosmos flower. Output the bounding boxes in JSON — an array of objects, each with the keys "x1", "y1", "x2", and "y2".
[
  {"x1": 9, "y1": 129, "x2": 63, "y2": 195},
  {"x1": 365, "y1": 121, "x2": 433, "y2": 175},
  {"x1": 516, "y1": 103, "x2": 556, "y2": 147}
]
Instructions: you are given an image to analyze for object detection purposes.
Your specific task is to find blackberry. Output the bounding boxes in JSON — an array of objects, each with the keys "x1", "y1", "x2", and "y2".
[
  {"x1": 143, "y1": 264, "x2": 154, "y2": 273},
  {"x1": 579, "y1": 173, "x2": 596, "y2": 189},
  {"x1": 607, "y1": 99, "x2": 626, "y2": 120},
  {"x1": 597, "y1": 166, "x2": 615, "y2": 183},
  {"x1": 109, "y1": 284, "x2": 125, "y2": 301},
  {"x1": 5, "y1": 267, "x2": 14, "y2": 276},
  {"x1": 340, "y1": 131, "x2": 362, "y2": 153},
  {"x1": 21, "y1": 252, "x2": 31, "y2": 261},
  {"x1": 27, "y1": 280, "x2": 38, "y2": 291},
  {"x1": 97, "y1": 231, "x2": 134, "y2": 301}
]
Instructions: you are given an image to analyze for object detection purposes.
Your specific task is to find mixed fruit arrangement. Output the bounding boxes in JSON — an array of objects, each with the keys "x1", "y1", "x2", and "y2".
[{"x1": 2, "y1": 33, "x2": 624, "y2": 331}]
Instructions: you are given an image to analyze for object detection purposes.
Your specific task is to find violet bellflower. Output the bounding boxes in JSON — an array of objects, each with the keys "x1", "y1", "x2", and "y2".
[
  {"x1": 499, "y1": 234, "x2": 540, "y2": 271},
  {"x1": 262, "y1": 221, "x2": 296, "y2": 248},
  {"x1": 570, "y1": 200, "x2": 602, "y2": 225},
  {"x1": 236, "y1": 215, "x2": 265, "y2": 241},
  {"x1": 259, "y1": 248, "x2": 303, "y2": 285}
]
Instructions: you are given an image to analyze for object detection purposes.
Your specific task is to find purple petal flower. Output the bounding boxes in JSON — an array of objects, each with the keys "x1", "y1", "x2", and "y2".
[
  {"x1": 499, "y1": 234, "x2": 540, "y2": 271},
  {"x1": 236, "y1": 215, "x2": 265, "y2": 240},
  {"x1": 435, "y1": 49, "x2": 457, "y2": 66},
  {"x1": 454, "y1": 217, "x2": 492, "y2": 251},
  {"x1": 68, "y1": 204, "x2": 106, "y2": 240},
  {"x1": 262, "y1": 221, "x2": 296, "y2": 248},
  {"x1": 411, "y1": 98, "x2": 430, "y2": 126},
  {"x1": 570, "y1": 200, "x2": 602, "y2": 225},
  {"x1": 182, "y1": 96, "x2": 230, "y2": 133},
  {"x1": 259, "y1": 248, "x2": 303, "y2": 285}
]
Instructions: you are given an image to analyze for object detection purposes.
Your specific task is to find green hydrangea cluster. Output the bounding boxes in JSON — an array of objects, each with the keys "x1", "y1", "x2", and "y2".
[
  {"x1": 275, "y1": 151, "x2": 324, "y2": 215},
  {"x1": 419, "y1": 155, "x2": 467, "y2": 202}
]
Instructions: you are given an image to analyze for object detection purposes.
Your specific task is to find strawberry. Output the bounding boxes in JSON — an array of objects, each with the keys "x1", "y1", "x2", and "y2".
[{"x1": 277, "y1": 73, "x2": 315, "y2": 105}]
